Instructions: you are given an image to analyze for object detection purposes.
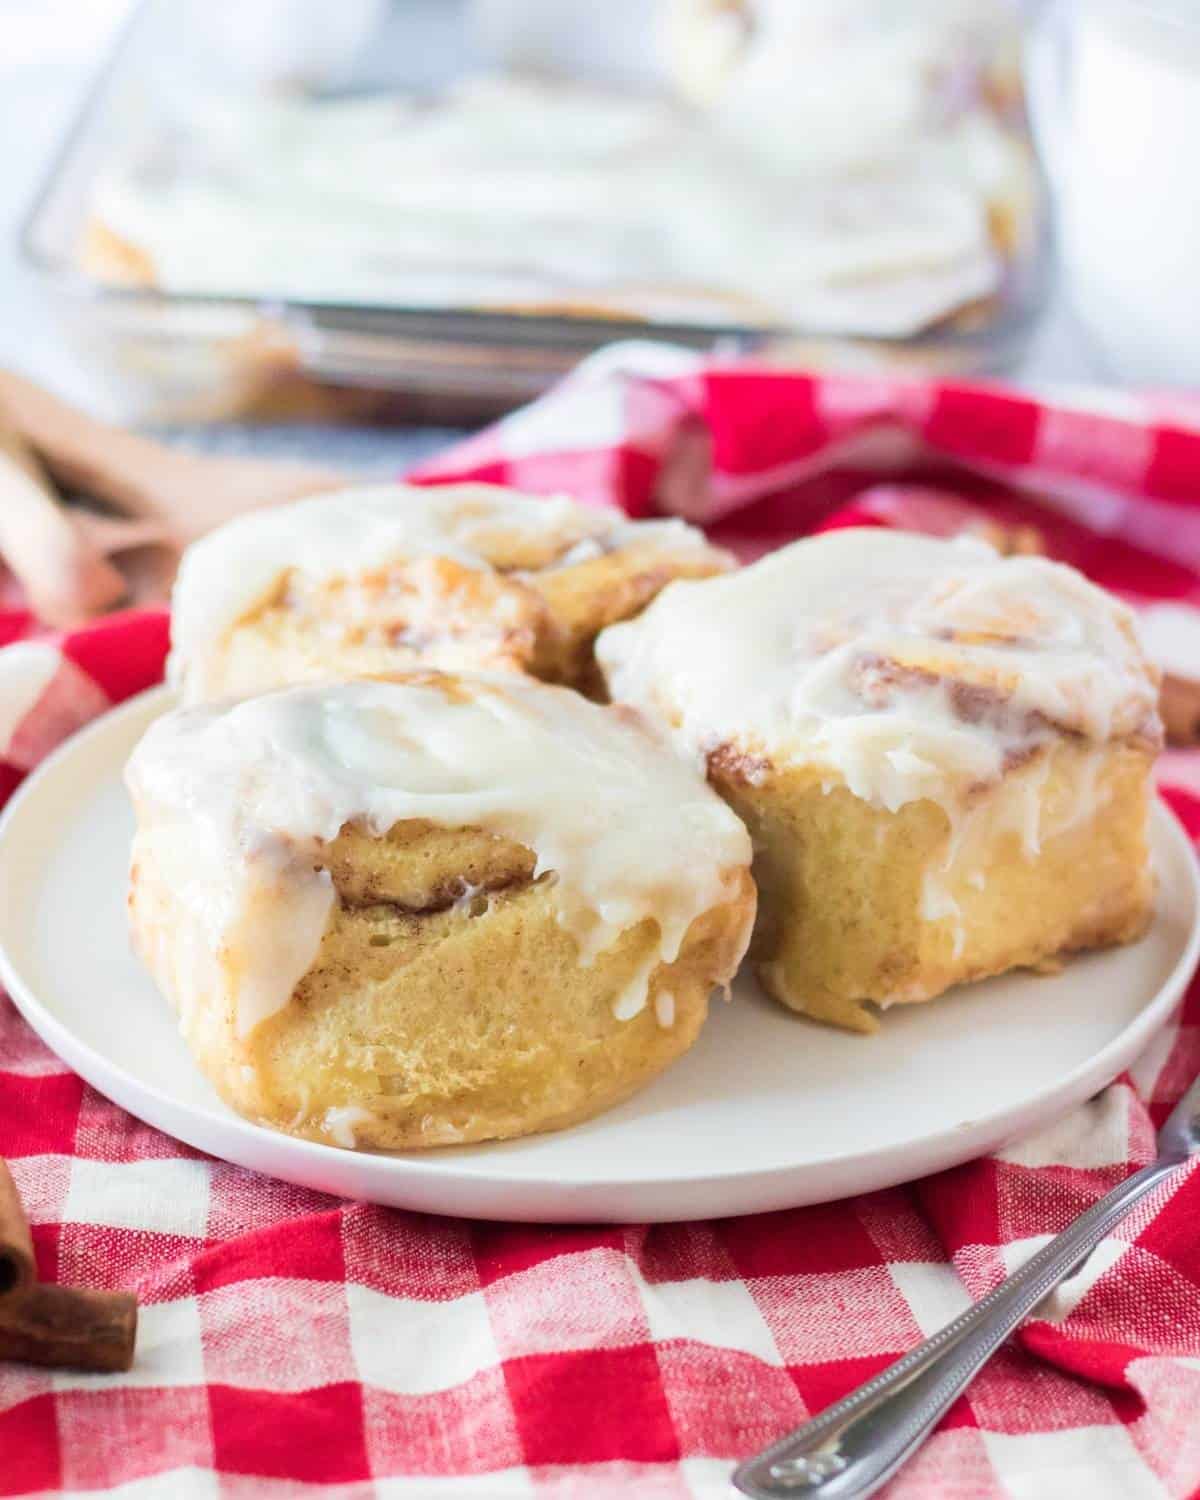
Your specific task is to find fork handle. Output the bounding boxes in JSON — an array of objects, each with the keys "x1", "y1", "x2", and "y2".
[{"x1": 733, "y1": 1156, "x2": 1184, "y2": 1499}]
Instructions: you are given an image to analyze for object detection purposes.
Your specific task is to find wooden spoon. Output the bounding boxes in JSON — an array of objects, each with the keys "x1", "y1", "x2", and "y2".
[
  {"x1": 0, "y1": 369, "x2": 348, "y2": 621},
  {"x1": 0, "y1": 369, "x2": 345, "y2": 544},
  {"x1": 0, "y1": 410, "x2": 127, "y2": 626}
]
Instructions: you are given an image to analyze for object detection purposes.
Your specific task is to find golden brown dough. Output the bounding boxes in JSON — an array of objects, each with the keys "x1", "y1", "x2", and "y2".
[
  {"x1": 169, "y1": 484, "x2": 732, "y2": 703},
  {"x1": 707, "y1": 739, "x2": 1155, "y2": 1032},
  {"x1": 132, "y1": 819, "x2": 754, "y2": 1147},
  {"x1": 126, "y1": 672, "x2": 755, "y2": 1147},
  {"x1": 598, "y1": 528, "x2": 1163, "y2": 1031}
]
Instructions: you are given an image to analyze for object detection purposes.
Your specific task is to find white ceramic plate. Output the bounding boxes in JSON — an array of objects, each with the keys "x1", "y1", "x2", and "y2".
[{"x1": 0, "y1": 686, "x2": 1196, "y2": 1224}]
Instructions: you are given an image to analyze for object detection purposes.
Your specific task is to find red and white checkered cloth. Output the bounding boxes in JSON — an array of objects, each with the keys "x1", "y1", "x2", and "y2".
[{"x1": 4, "y1": 344, "x2": 1200, "y2": 1500}]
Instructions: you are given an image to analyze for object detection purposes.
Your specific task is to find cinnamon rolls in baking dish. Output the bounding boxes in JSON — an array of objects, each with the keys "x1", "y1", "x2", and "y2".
[
  {"x1": 598, "y1": 529, "x2": 1162, "y2": 1032},
  {"x1": 126, "y1": 673, "x2": 755, "y2": 1148},
  {"x1": 168, "y1": 482, "x2": 731, "y2": 703}
]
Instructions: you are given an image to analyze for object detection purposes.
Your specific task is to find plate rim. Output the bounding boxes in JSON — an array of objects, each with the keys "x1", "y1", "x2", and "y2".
[{"x1": 0, "y1": 684, "x2": 1196, "y2": 1217}]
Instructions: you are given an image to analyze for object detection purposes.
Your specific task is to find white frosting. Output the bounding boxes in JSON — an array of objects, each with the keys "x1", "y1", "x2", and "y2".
[
  {"x1": 1136, "y1": 602, "x2": 1200, "y2": 681},
  {"x1": 664, "y1": 0, "x2": 1015, "y2": 99},
  {"x1": 688, "y1": 0, "x2": 1018, "y2": 168},
  {"x1": 598, "y1": 529, "x2": 1160, "y2": 810},
  {"x1": 711, "y1": 12, "x2": 945, "y2": 174},
  {"x1": 126, "y1": 674, "x2": 751, "y2": 1038},
  {"x1": 90, "y1": 51, "x2": 1021, "y2": 336},
  {"x1": 916, "y1": 742, "x2": 1115, "y2": 949},
  {"x1": 600, "y1": 529, "x2": 1158, "y2": 962},
  {"x1": 322, "y1": 1105, "x2": 375, "y2": 1149},
  {"x1": 168, "y1": 482, "x2": 710, "y2": 701}
]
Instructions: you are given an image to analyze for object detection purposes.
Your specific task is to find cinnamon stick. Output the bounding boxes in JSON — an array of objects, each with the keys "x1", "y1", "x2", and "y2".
[
  {"x1": 0, "y1": 1160, "x2": 35, "y2": 1302},
  {"x1": 0, "y1": 1159, "x2": 137, "y2": 1373},
  {"x1": 0, "y1": 1284, "x2": 137, "y2": 1374}
]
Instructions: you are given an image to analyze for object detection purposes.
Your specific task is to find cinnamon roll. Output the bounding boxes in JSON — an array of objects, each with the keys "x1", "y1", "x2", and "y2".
[
  {"x1": 597, "y1": 529, "x2": 1161, "y2": 1032},
  {"x1": 126, "y1": 672, "x2": 754, "y2": 1148},
  {"x1": 168, "y1": 483, "x2": 731, "y2": 704}
]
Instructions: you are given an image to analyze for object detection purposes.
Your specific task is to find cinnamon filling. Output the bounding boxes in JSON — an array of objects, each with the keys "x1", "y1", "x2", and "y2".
[{"x1": 336, "y1": 870, "x2": 539, "y2": 919}]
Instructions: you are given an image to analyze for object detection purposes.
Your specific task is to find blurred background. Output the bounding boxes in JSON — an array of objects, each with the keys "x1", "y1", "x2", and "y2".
[{"x1": 0, "y1": 0, "x2": 1193, "y2": 465}]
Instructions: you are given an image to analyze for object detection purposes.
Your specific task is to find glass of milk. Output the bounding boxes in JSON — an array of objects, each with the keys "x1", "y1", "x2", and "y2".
[{"x1": 1028, "y1": 0, "x2": 1200, "y2": 383}]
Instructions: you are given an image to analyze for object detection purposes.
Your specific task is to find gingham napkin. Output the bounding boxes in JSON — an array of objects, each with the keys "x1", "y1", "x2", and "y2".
[{"x1": 4, "y1": 345, "x2": 1200, "y2": 1500}]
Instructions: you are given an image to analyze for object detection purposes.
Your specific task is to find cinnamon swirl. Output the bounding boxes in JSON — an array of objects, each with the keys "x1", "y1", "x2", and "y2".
[
  {"x1": 168, "y1": 483, "x2": 731, "y2": 704},
  {"x1": 126, "y1": 672, "x2": 754, "y2": 1147},
  {"x1": 597, "y1": 528, "x2": 1162, "y2": 1031}
]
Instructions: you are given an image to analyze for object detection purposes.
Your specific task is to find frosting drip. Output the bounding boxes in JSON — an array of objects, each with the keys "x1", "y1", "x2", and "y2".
[
  {"x1": 126, "y1": 674, "x2": 751, "y2": 1038},
  {"x1": 597, "y1": 529, "x2": 1162, "y2": 810},
  {"x1": 167, "y1": 482, "x2": 711, "y2": 699}
]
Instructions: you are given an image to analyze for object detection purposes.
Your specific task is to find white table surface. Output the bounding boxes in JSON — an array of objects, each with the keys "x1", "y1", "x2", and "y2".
[{"x1": 0, "y1": 0, "x2": 1111, "y2": 475}]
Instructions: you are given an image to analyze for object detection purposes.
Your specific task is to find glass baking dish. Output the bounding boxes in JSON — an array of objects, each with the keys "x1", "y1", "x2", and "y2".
[{"x1": 21, "y1": 0, "x2": 1051, "y2": 424}]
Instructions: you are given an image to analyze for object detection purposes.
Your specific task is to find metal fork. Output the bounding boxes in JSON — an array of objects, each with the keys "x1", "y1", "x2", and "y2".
[{"x1": 733, "y1": 1072, "x2": 1200, "y2": 1499}]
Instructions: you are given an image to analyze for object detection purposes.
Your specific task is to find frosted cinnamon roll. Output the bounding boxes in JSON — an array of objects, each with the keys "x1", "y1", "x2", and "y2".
[
  {"x1": 598, "y1": 529, "x2": 1162, "y2": 1032},
  {"x1": 126, "y1": 672, "x2": 754, "y2": 1148},
  {"x1": 168, "y1": 483, "x2": 731, "y2": 704}
]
